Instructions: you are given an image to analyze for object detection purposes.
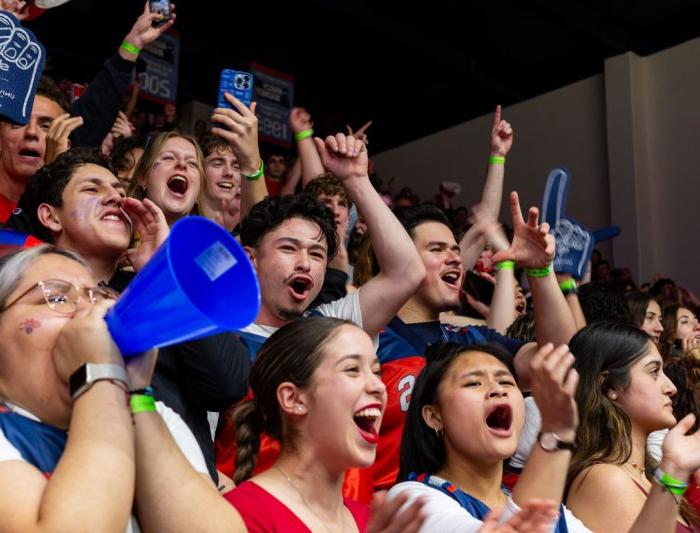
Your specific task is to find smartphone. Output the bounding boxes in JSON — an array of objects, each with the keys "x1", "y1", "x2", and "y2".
[
  {"x1": 463, "y1": 270, "x2": 495, "y2": 305},
  {"x1": 217, "y1": 69, "x2": 254, "y2": 111},
  {"x1": 149, "y1": 0, "x2": 171, "y2": 27}
]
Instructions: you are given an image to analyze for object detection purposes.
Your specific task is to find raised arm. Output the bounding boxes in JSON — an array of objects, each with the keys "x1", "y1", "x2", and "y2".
[
  {"x1": 512, "y1": 343, "x2": 578, "y2": 508},
  {"x1": 290, "y1": 107, "x2": 325, "y2": 187},
  {"x1": 71, "y1": 2, "x2": 175, "y2": 147},
  {"x1": 460, "y1": 105, "x2": 513, "y2": 271},
  {"x1": 495, "y1": 192, "x2": 578, "y2": 348},
  {"x1": 315, "y1": 133, "x2": 425, "y2": 337},
  {"x1": 211, "y1": 94, "x2": 267, "y2": 222},
  {"x1": 469, "y1": 203, "x2": 517, "y2": 334}
]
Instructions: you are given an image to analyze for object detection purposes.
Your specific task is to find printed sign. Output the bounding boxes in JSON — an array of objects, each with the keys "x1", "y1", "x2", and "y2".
[
  {"x1": 0, "y1": 10, "x2": 45, "y2": 125},
  {"x1": 195, "y1": 240, "x2": 237, "y2": 282},
  {"x1": 138, "y1": 31, "x2": 179, "y2": 104},
  {"x1": 251, "y1": 62, "x2": 294, "y2": 147}
]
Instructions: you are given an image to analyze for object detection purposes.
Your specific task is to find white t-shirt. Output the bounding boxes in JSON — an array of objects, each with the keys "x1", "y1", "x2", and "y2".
[
  {"x1": 0, "y1": 401, "x2": 208, "y2": 533},
  {"x1": 241, "y1": 290, "x2": 372, "y2": 343},
  {"x1": 387, "y1": 478, "x2": 592, "y2": 533}
]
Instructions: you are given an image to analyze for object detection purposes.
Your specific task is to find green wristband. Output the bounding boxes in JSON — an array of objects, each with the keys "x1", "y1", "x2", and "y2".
[
  {"x1": 559, "y1": 278, "x2": 577, "y2": 291},
  {"x1": 130, "y1": 394, "x2": 156, "y2": 414},
  {"x1": 495, "y1": 260, "x2": 515, "y2": 271},
  {"x1": 294, "y1": 129, "x2": 314, "y2": 142},
  {"x1": 120, "y1": 41, "x2": 141, "y2": 55},
  {"x1": 654, "y1": 467, "x2": 689, "y2": 496},
  {"x1": 525, "y1": 264, "x2": 553, "y2": 278},
  {"x1": 242, "y1": 160, "x2": 264, "y2": 181},
  {"x1": 489, "y1": 155, "x2": 506, "y2": 165}
]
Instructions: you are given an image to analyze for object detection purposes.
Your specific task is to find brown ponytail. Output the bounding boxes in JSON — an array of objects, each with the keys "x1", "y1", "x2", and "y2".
[{"x1": 232, "y1": 399, "x2": 266, "y2": 484}]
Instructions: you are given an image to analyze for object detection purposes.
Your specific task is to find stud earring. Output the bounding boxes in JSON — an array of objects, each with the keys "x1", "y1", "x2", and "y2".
[
  {"x1": 608, "y1": 392, "x2": 618, "y2": 400},
  {"x1": 434, "y1": 426, "x2": 444, "y2": 438}
]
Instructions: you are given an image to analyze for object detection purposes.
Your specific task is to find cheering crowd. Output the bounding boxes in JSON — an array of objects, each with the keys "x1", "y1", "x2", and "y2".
[{"x1": 1, "y1": 2, "x2": 700, "y2": 532}]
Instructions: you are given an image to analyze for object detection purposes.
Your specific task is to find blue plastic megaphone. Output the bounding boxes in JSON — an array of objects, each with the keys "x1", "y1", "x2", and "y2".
[{"x1": 105, "y1": 216, "x2": 260, "y2": 356}]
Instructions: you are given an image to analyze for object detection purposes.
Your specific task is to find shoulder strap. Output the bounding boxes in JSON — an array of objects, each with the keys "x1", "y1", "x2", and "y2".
[{"x1": 0, "y1": 412, "x2": 67, "y2": 476}]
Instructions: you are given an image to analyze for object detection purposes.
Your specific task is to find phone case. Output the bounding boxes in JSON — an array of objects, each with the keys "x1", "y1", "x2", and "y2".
[
  {"x1": 149, "y1": 0, "x2": 171, "y2": 26},
  {"x1": 217, "y1": 69, "x2": 254, "y2": 111}
]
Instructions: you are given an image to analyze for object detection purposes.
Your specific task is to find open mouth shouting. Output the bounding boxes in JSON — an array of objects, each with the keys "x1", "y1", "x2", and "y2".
[
  {"x1": 167, "y1": 174, "x2": 189, "y2": 197},
  {"x1": 485, "y1": 403, "x2": 513, "y2": 437},
  {"x1": 286, "y1": 275, "x2": 314, "y2": 302},
  {"x1": 441, "y1": 269, "x2": 461, "y2": 291},
  {"x1": 353, "y1": 404, "x2": 382, "y2": 444}
]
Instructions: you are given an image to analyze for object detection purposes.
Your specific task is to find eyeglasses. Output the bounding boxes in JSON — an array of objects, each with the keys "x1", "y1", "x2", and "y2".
[{"x1": 1, "y1": 279, "x2": 118, "y2": 314}]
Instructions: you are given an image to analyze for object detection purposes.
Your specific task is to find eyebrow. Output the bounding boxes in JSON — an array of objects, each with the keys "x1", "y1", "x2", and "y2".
[
  {"x1": 335, "y1": 354, "x2": 380, "y2": 367},
  {"x1": 275, "y1": 237, "x2": 327, "y2": 251},
  {"x1": 80, "y1": 176, "x2": 125, "y2": 192},
  {"x1": 458, "y1": 369, "x2": 513, "y2": 379},
  {"x1": 427, "y1": 240, "x2": 461, "y2": 252},
  {"x1": 644, "y1": 359, "x2": 661, "y2": 369}
]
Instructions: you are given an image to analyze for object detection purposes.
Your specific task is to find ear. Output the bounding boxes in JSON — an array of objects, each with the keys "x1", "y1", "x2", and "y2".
[
  {"x1": 244, "y1": 246, "x2": 257, "y2": 268},
  {"x1": 277, "y1": 381, "x2": 308, "y2": 417},
  {"x1": 422, "y1": 404, "x2": 443, "y2": 431},
  {"x1": 37, "y1": 203, "x2": 62, "y2": 234}
]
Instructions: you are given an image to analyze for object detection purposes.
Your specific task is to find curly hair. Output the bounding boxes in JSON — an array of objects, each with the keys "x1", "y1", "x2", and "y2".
[
  {"x1": 302, "y1": 173, "x2": 352, "y2": 209},
  {"x1": 239, "y1": 194, "x2": 338, "y2": 262}
]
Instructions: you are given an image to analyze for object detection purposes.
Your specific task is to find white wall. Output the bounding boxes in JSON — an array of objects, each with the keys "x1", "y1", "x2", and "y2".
[{"x1": 374, "y1": 37, "x2": 700, "y2": 293}]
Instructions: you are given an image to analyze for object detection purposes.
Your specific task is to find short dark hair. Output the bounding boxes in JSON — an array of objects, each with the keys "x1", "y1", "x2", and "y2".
[
  {"x1": 36, "y1": 76, "x2": 69, "y2": 112},
  {"x1": 110, "y1": 136, "x2": 146, "y2": 175},
  {"x1": 239, "y1": 194, "x2": 338, "y2": 261},
  {"x1": 398, "y1": 342, "x2": 517, "y2": 482},
  {"x1": 578, "y1": 281, "x2": 630, "y2": 324},
  {"x1": 198, "y1": 133, "x2": 232, "y2": 159},
  {"x1": 393, "y1": 203, "x2": 452, "y2": 240},
  {"x1": 18, "y1": 148, "x2": 114, "y2": 243}
]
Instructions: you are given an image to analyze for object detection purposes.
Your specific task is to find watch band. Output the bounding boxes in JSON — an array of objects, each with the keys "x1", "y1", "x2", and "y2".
[
  {"x1": 69, "y1": 363, "x2": 130, "y2": 400},
  {"x1": 537, "y1": 431, "x2": 576, "y2": 453}
]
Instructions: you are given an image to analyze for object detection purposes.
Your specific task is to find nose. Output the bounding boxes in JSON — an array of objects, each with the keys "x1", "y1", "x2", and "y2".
[
  {"x1": 663, "y1": 374, "x2": 678, "y2": 397},
  {"x1": 654, "y1": 318, "x2": 664, "y2": 334},
  {"x1": 446, "y1": 248, "x2": 461, "y2": 266},
  {"x1": 295, "y1": 250, "x2": 311, "y2": 272},
  {"x1": 103, "y1": 186, "x2": 123, "y2": 205},
  {"x1": 23, "y1": 120, "x2": 40, "y2": 140},
  {"x1": 487, "y1": 383, "x2": 508, "y2": 399}
]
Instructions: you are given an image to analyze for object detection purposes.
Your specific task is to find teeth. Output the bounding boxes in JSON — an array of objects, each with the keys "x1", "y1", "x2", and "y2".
[
  {"x1": 218, "y1": 182, "x2": 234, "y2": 189},
  {"x1": 355, "y1": 407, "x2": 381, "y2": 418},
  {"x1": 170, "y1": 175, "x2": 187, "y2": 183},
  {"x1": 102, "y1": 215, "x2": 120, "y2": 221},
  {"x1": 442, "y1": 273, "x2": 458, "y2": 283}
]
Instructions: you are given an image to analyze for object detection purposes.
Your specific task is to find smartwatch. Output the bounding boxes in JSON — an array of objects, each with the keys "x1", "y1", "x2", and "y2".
[
  {"x1": 538, "y1": 431, "x2": 576, "y2": 453},
  {"x1": 69, "y1": 363, "x2": 129, "y2": 400}
]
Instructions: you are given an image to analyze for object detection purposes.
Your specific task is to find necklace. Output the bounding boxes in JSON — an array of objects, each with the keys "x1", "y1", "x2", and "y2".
[{"x1": 274, "y1": 466, "x2": 346, "y2": 533}]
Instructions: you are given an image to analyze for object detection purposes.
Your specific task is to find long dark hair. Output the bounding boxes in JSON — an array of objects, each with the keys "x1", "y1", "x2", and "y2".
[
  {"x1": 625, "y1": 291, "x2": 656, "y2": 329},
  {"x1": 567, "y1": 322, "x2": 651, "y2": 488},
  {"x1": 232, "y1": 316, "x2": 353, "y2": 484},
  {"x1": 398, "y1": 342, "x2": 517, "y2": 482}
]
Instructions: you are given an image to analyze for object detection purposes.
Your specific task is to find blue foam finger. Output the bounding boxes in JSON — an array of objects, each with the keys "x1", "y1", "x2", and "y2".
[
  {"x1": 0, "y1": 10, "x2": 46, "y2": 125},
  {"x1": 541, "y1": 167, "x2": 594, "y2": 279},
  {"x1": 541, "y1": 167, "x2": 571, "y2": 227},
  {"x1": 592, "y1": 225, "x2": 621, "y2": 243}
]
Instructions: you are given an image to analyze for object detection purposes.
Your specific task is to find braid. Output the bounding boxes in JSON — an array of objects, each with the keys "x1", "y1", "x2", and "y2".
[{"x1": 232, "y1": 400, "x2": 266, "y2": 484}]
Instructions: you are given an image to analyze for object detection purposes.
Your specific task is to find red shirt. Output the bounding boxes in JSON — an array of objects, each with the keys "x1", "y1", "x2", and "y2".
[
  {"x1": 225, "y1": 480, "x2": 370, "y2": 533},
  {"x1": 215, "y1": 392, "x2": 374, "y2": 503},
  {"x1": 265, "y1": 176, "x2": 284, "y2": 197},
  {"x1": 0, "y1": 193, "x2": 17, "y2": 224}
]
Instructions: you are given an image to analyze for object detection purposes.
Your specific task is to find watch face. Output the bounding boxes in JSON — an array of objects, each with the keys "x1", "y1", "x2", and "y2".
[
  {"x1": 540, "y1": 432, "x2": 558, "y2": 451},
  {"x1": 69, "y1": 363, "x2": 88, "y2": 397}
]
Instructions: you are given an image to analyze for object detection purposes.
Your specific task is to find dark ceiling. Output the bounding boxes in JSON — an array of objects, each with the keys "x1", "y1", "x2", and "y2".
[{"x1": 26, "y1": 0, "x2": 700, "y2": 153}]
